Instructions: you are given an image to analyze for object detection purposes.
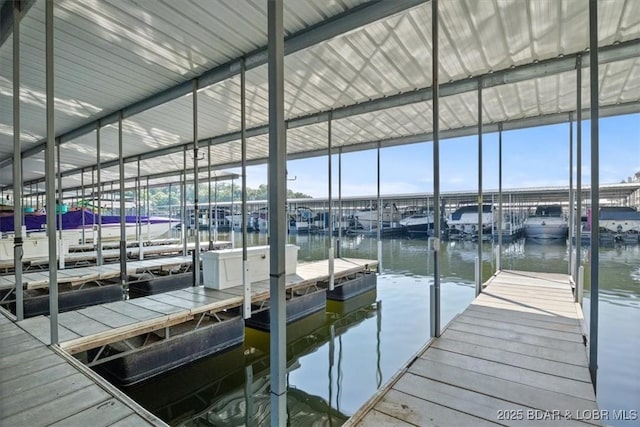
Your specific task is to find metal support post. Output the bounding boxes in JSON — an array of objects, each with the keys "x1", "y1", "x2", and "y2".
[
  {"x1": 12, "y1": 0, "x2": 24, "y2": 320},
  {"x1": 193, "y1": 80, "x2": 200, "y2": 287},
  {"x1": 376, "y1": 142, "x2": 382, "y2": 270},
  {"x1": 57, "y1": 142, "x2": 64, "y2": 270},
  {"x1": 241, "y1": 58, "x2": 251, "y2": 319},
  {"x1": 96, "y1": 122, "x2": 103, "y2": 265},
  {"x1": 80, "y1": 171, "x2": 85, "y2": 245},
  {"x1": 568, "y1": 113, "x2": 574, "y2": 276},
  {"x1": 268, "y1": 1, "x2": 287, "y2": 423},
  {"x1": 328, "y1": 112, "x2": 335, "y2": 291},
  {"x1": 182, "y1": 148, "x2": 188, "y2": 255},
  {"x1": 497, "y1": 123, "x2": 503, "y2": 270},
  {"x1": 431, "y1": 0, "x2": 441, "y2": 338},
  {"x1": 338, "y1": 146, "x2": 343, "y2": 258},
  {"x1": 45, "y1": 0, "x2": 58, "y2": 344},
  {"x1": 577, "y1": 265, "x2": 584, "y2": 306},
  {"x1": 118, "y1": 113, "x2": 127, "y2": 298},
  {"x1": 475, "y1": 256, "x2": 481, "y2": 296},
  {"x1": 477, "y1": 80, "x2": 483, "y2": 283},
  {"x1": 137, "y1": 159, "x2": 143, "y2": 260},
  {"x1": 575, "y1": 55, "x2": 583, "y2": 283},
  {"x1": 208, "y1": 145, "x2": 212, "y2": 248},
  {"x1": 588, "y1": 0, "x2": 599, "y2": 391}
]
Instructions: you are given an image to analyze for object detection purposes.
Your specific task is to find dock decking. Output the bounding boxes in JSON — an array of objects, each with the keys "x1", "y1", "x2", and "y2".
[
  {"x1": 16, "y1": 257, "x2": 377, "y2": 354},
  {"x1": 0, "y1": 312, "x2": 166, "y2": 426},
  {"x1": 346, "y1": 270, "x2": 599, "y2": 427}
]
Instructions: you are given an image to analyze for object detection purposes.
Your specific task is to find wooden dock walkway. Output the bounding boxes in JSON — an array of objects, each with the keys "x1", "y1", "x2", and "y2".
[
  {"x1": 16, "y1": 257, "x2": 377, "y2": 354},
  {"x1": 346, "y1": 270, "x2": 599, "y2": 426},
  {"x1": 0, "y1": 312, "x2": 166, "y2": 426}
]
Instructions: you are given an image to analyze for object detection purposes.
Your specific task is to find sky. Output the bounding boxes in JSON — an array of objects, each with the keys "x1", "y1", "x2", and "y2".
[{"x1": 237, "y1": 113, "x2": 639, "y2": 199}]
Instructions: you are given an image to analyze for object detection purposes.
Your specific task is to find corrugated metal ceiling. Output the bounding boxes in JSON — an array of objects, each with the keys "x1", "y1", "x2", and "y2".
[{"x1": 0, "y1": 0, "x2": 638, "y2": 191}]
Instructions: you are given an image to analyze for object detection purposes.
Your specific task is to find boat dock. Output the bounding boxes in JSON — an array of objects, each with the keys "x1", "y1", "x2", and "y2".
[
  {"x1": 0, "y1": 240, "x2": 232, "y2": 272},
  {"x1": 0, "y1": 311, "x2": 165, "y2": 426},
  {"x1": 345, "y1": 270, "x2": 599, "y2": 426},
  {"x1": 1, "y1": 257, "x2": 376, "y2": 426},
  {"x1": 13, "y1": 257, "x2": 376, "y2": 350}
]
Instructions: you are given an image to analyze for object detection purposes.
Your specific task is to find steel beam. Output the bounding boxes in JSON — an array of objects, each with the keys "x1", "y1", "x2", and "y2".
[
  {"x1": 5, "y1": 0, "x2": 423, "y2": 166},
  {"x1": 575, "y1": 55, "x2": 583, "y2": 291},
  {"x1": 497, "y1": 123, "x2": 503, "y2": 267},
  {"x1": 193, "y1": 80, "x2": 200, "y2": 287},
  {"x1": 0, "y1": 0, "x2": 36, "y2": 47},
  {"x1": 268, "y1": 0, "x2": 287, "y2": 424},
  {"x1": 119, "y1": 113, "x2": 127, "y2": 296},
  {"x1": 588, "y1": 0, "x2": 600, "y2": 391},
  {"x1": 96, "y1": 122, "x2": 103, "y2": 266},
  {"x1": 241, "y1": 58, "x2": 250, "y2": 319},
  {"x1": 431, "y1": 0, "x2": 441, "y2": 338},
  {"x1": 328, "y1": 112, "x2": 335, "y2": 291},
  {"x1": 477, "y1": 81, "x2": 483, "y2": 295},
  {"x1": 568, "y1": 113, "x2": 574, "y2": 276},
  {"x1": 12, "y1": 0, "x2": 24, "y2": 320},
  {"x1": 45, "y1": 0, "x2": 58, "y2": 345}
]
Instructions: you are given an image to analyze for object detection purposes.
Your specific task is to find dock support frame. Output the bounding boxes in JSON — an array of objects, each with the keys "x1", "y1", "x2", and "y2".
[
  {"x1": 588, "y1": 0, "x2": 600, "y2": 391},
  {"x1": 192, "y1": 80, "x2": 200, "y2": 287},
  {"x1": 45, "y1": 0, "x2": 58, "y2": 344},
  {"x1": 431, "y1": 0, "x2": 441, "y2": 338},
  {"x1": 12, "y1": 0, "x2": 24, "y2": 320},
  {"x1": 477, "y1": 80, "x2": 483, "y2": 295},
  {"x1": 268, "y1": 0, "x2": 287, "y2": 424}
]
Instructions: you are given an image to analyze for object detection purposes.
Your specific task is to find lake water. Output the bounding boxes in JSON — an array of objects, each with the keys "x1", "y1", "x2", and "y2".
[{"x1": 124, "y1": 232, "x2": 640, "y2": 426}]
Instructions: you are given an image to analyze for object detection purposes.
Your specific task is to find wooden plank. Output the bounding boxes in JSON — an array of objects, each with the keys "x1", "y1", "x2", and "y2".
[
  {"x1": 392, "y1": 373, "x2": 590, "y2": 427},
  {"x1": 422, "y1": 348, "x2": 594, "y2": 400},
  {"x1": 466, "y1": 304, "x2": 579, "y2": 326},
  {"x1": 2, "y1": 383, "x2": 110, "y2": 427},
  {"x1": 479, "y1": 291, "x2": 579, "y2": 310},
  {"x1": 485, "y1": 285, "x2": 576, "y2": 302},
  {"x1": 0, "y1": 350, "x2": 65, "y2": 383},
  {"x1": 455, "y1": 314, "x2": 584, "y2": 343},
  {"x1": 126, "y1": 297, "x2": 185, "y2": 315},
  {"x1": 448, "y1": 322, "x2": 585, "y2": 353},
  {"x1": 0, "y1": 372, "x2": 94, "y2": 418},
  {"x1": 432, "y1": 337, "x2": 592, "y2": 382},
  {"x1": 357, "y1": 409, "x2": 416, "y2": 426},
  {"x1": 0, "y1": 346, "x2": 53, "y2": 371},
  {"x1": 0, "y1": 362, "x2": 79, "y2": 399},
  {"x1": 143, "y1": 293, "x2": 202, "y2": 310},
  {"x1": 471, "y1": 298, "x2": 578, "y2": 317},
  {"x1": 464, "y1": 306, "x2": 582, "y2": 332},
  {"x1": 77, "y1": 305, "x2": 140, "y2": 328},
  {"x1": 376, "y1": 388, "x2": 499, "y2": 426},
  {"x1": 14, "y1": 316, "x2": 80, "y2": 345},
  {"x1": 100, "y1": 301, "x2": 161, "y2": 321},
  {"x1": 58, "y1": 311, "x2": 112, "y2": 337},
  {"x1": 443, "y1": 329, "x2": 588, "y2": 366},
  {"x1": 48, "y1": 398, "x2": 142, "y2": 427},
  {"x1": 408, "y1": 358, "x2": 600, "y2": 425}
]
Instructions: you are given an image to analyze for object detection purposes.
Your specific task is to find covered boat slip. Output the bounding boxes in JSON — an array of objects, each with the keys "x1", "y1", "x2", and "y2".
[
  {"x1": 345, "y1": 270, "x2": 598, "y2": 426},
  {"x1": 15, "y1": 257, "x2": 377, "y2": 353},
  {"x1": 0, "y1": 312, "x2": 165, "y2": 427}
]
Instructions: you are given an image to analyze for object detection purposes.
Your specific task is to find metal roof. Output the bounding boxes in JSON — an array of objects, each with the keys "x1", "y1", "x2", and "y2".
[{"x1": 1, "y1": 0, "x2": 639, "y2": 191}]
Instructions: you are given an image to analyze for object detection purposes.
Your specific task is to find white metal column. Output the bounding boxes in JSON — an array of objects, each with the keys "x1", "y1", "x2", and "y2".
[{"x1": 268, "y1": 0, "x2": 287, "y2": 424}]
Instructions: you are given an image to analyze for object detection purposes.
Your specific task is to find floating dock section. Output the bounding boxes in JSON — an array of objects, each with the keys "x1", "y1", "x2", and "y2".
[
  {"x1": 346, "y1": 270, "x2": 599, "y2": 426},
  {"x1": 0, "y1": 312, "x2": 166, "y2": 426}
]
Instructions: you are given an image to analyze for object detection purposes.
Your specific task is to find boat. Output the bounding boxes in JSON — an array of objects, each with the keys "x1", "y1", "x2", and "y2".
[
  {"x1": 354, "y1": 203, "x2": 397, "y2": 230},
  {"x1": 0, "y1": 208, "x2": 176, "y2": 263},
  {"x1": 447, "y1": 204, "x2": 493, "y2": 239},
  {"x1": 523, "y1": 205, "x2": 568, "y2": 239},
  {"x1": 599, "y1": 206, "x2": 640, "y2": 243},
  {"x1": 399, "y1": 209, "x2": 435, "y2": 238}
]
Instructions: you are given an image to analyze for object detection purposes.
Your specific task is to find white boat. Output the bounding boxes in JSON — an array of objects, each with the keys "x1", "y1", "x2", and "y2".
[
  {"x1": 447, "y1": 205, "x2": 494, "y2": 238},
  {"x1": 523, "y1": 205, "x2": 568, "y2": 239},
  {"x1": 399, "y1": 210, "x2": 435, "y2": 238},
  {"x1": 354, "y1": 203, "x2": 397, "y2": 230},
  {"x1": 599, "y1": 207, "x2": 640, "y2": 234}
]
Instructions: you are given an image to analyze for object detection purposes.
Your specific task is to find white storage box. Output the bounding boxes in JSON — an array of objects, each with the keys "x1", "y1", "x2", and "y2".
[{"x1": 202, "y1": 244, "x2": 298, "y2": 290}]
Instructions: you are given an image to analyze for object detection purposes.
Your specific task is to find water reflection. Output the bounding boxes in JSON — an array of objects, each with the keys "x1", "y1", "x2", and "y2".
[
  {"x1": 126, "y1": 292, "x2": 380, "y2": 426},
  {"x1": 127, "y1": 233, "x2": 639, "y2": 426}
]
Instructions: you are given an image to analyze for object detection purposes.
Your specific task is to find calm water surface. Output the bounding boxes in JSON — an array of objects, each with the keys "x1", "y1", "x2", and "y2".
[{"x1": 123, "y1": 233, "x2": 640, "y2": 426}]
